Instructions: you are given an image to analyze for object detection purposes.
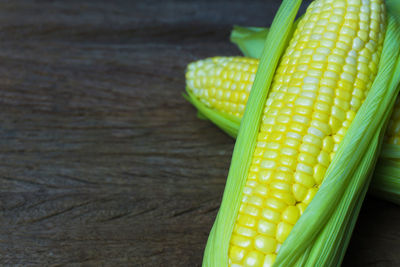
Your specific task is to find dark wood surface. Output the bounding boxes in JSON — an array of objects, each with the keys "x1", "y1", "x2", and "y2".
[{"x1": 0, "y1": 0, "x2": 399, "y2": 266}]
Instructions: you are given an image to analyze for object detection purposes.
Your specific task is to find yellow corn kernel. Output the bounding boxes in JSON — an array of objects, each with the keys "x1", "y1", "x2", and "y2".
[
  {"x1": 276, "y1": 222, "x2": 294, "y2": 243},
  {"x1": 229, "y1": 245, "x2": 246, "y2": 263},
  {"x1": 234, "y1": 225, "x2": 257, "y2": 238},
  {"x1": 247, "y1": 195, "x2": 264, "y2": 207},
  {"x1": 231, "y1": 235, "x2": 252, "y2": 249},
  {"x1": 270, "y1": 190, "x2": 296, "y2": 206},
  {"x1": 296, "y1": 203, "x2": 308, "y2": 216},
  {"x1": 243, "y1": 251, "x2": 265, "y2": 267},
  {"x1": 258, "y1": 170, "x2": 274, "y2": 184},
  {"x1": 292, "y1": 183, "x2": 308, "y2": 202},
  {"x1": 265, "y1": 198, "x2": 287, "y2": 212},
  {"x1": 237, "y1": 214, "x2": 257, "y2": 228},
  {"x1": 294, "y1": 172, "x2": 315, "y2": 188},
  {"x1": 313, "y1": 164, "x2": 327, "y2": 184},
  {"x1": 261, "y1": 208, "x2": 281, "y2": 224},
  {"x1": 242, "y1": 205, "x2": 261, "y2": 217},
  {"x1": 253, "y1": 185, "x2": 269, "y2": 197},
  {"x1": 281, "y1": 206, "x2": 300, "y2": 225},
  {"x1": 269, "y1": 181, "x2": 291, "y2": 192},
  {"x1": 257, "y1": 220, "x2": 277, "y2": 237},
  {"x1": 254, "y1": 235, "x2": 277, "y2": 254}
]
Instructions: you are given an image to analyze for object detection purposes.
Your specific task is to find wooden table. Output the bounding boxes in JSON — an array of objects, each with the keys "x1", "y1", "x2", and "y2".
[{"x1": 0, "y1": 0, "x2": 399, "y2": 266}]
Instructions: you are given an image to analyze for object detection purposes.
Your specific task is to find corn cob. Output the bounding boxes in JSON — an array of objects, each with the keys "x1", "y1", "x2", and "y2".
[{"x1": 200, "y1": 0, "x2": 393, "y2": 266}]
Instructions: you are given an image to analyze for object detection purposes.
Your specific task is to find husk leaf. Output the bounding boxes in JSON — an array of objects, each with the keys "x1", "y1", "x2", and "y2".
[
  {"x1": 202, "y1": 0, "x2": 302, "y2": 265},
  {"x1": 230, "y1": 25, "x2": 268, "y2": 59},
  {"x1": 183, "y1": 90, "x2": 240, "y2": 138}
]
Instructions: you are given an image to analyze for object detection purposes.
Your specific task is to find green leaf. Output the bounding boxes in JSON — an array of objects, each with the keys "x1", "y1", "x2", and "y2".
[
  {"x1": 371, "y1": 158, "x2": 400, "y2": 205},
  {"x1": 230, "y1": 25, "x2": 269, "y2": 59},
  {"x1": 183, "y1": 90, "x2": 240, "y2": 138},
  {"x1": 202, "y1": 1, "x2": 303, "y2": 266},
  {"x1": 387, "y1": 0, "x2": 400, "y2": 19},
  {"x1": 230, "y1": 17, "x2": 301, "y2": 59}
]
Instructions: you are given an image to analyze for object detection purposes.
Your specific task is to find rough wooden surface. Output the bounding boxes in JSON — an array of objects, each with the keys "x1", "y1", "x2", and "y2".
[{"x1": 0, "y1": 0, "x2": 398, "y2": 266}]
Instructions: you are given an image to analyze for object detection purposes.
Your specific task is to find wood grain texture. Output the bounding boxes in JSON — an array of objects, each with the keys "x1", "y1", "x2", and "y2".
[{"x1": 0, "y1": 0, "x2": 398, "y2": 266}]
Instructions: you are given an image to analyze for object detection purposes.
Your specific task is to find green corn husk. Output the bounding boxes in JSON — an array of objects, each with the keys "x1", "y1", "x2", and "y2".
[
  {"x1": 370, "y1": 144, "x2": 400, "y2": 205},
  {"x1": 203, "y1": 0, "x2": 303, "y2": 265},
  {"x1": 183, "y1": 90, "x2": 240, "y2": 138},
  {"x1": 230, "y1": 26, "x2": 269, "y2": 59},
  {"x1": 201, "y1": 0, "x2": 400, "y2": 266},
  {"x1": 230, "y1": 17, "x2": 302, "y2": 60}
]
